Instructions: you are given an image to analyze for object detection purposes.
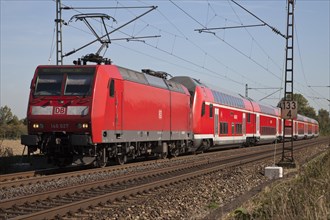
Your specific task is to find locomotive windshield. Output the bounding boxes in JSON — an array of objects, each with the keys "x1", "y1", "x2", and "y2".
[
  {"x1": 34, "y1": 67, "x2": 95, "y2": 96},
  {"x1": 64, "y1": 74, "x2": 93, "y2": 96},
  {"x1": 34, "y1": 74, "x2": 63, "y2": 95}
]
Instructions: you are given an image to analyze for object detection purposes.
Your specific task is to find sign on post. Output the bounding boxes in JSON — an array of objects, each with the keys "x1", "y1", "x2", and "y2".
[{"x1": 280, "y1": 101, "x2": 297, "y2": 119}]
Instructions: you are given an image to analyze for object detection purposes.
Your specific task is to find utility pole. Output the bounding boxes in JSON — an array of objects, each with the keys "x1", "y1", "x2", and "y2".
[
  {"x1": 55, "y1": 0, "x2": 63, "y2": 65},
  {"x1": 278, "y1": 0, "x2": 296, "y2": 168}
]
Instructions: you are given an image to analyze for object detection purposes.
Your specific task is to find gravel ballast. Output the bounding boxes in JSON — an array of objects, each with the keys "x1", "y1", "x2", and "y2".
[{"x1": 68, "y1": 142, "x2": 329, "y2": 219}]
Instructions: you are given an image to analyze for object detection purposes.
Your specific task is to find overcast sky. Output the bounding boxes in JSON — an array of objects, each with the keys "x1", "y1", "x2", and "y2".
[{"x1": 1, "y1": 0, "x2": 329, "y2": 119}]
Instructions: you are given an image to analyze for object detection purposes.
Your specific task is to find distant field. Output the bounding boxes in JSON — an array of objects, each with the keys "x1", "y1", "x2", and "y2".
[{"x1": 0, "y1": 139, "x2": 27, "y2": 156}]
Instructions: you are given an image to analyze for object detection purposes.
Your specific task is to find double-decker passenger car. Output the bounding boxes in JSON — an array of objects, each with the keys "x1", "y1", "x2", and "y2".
[
  {"x1": 171, "y1": 76, "x2": 282, "y2": 150},
  {"x1": 292, "y1": 114, "x2": 319, "y2": 140}
]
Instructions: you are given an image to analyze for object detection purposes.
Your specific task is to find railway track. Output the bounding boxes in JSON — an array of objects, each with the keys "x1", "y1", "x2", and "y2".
[
  {"x1": 0, "y1": 165, "x2": 92, "y2": 183},
  {"x1": 1, "y1": 137, "x2": 323, "y2": 182},
  {"x1": 0, "y1": 142, "x2": 280, "y2": 189},
  {"x1": 0, "y1": 138, "x2": 321, "y2": 189},
  {"x1": 0, "y1": 138, "x2": 327, "y2": 219}
]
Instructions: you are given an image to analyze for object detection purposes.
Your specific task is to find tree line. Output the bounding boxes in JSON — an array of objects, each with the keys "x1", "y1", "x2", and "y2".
[
  {"x1": 0, "y1": 106, "x2": 27, "y2": 139},
  {"x1": 281, "y1": 94, "x2": 330, "y2": 136},
  {"x1": 0, "y1": 93, "x2": 329, "y2": 139}
]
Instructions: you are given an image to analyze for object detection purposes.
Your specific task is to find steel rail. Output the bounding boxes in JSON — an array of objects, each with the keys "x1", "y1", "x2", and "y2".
[
  {"x1": 1, "y1": 138, "x2": 327, "y2": 219},
  {"x1": 0, "y1": 144, "x2": 268, "y2": 188},
  {"x1": 1, "y1": 138, "x2": 326, "y2": 189},
  {"x1": 0, "y1": 157, "x2": 176, "y2": 188},
  {"x1": 10, "y1": 140, "x2": 326, "y2": 220}
]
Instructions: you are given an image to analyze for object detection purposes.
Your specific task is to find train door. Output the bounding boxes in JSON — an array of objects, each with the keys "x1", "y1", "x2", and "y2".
[
  {"x1": 295, "y1": 121, "x2": 298, "y2": 136},
  {"x1": 242, "y1": 113, "x2": 246, "y2": 136},
  {"x1": 256, "y1": 114, "x2": 260, "y2": 136},
  {"x1": 276, "y1": 118, "x2": 279, "y2": 136},
  {"x1": 214, "y1": 108, "x2": 219, "y2": 138},
  {"x1": 114, "y1": 79, "x2": 123, "y2": 135}
]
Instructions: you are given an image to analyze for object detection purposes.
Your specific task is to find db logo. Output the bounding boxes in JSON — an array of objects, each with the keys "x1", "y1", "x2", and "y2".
[{"x1": 54, "y1": 107, "x2": 66, "y2": 115}]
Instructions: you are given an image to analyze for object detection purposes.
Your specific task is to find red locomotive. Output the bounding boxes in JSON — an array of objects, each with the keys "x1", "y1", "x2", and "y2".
[{"x1": 21, "y1": 62, "x2": 319, "y2": 167}]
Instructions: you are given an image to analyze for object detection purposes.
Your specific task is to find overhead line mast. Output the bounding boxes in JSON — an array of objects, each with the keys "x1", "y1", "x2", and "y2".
[
  {"x1": 55, "y1": 0, "x2": 63, "y2": 65},
  {"x1": 278, "y1": 0, "x2": 296, "y2": 168}
]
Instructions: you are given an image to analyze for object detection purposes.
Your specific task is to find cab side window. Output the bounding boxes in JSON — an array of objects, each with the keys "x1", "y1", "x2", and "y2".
[
  {"x1": 209, "y1": 104, "x2": 213, "y2": 118},
  {"x1": 109, "y1": 79, "x2": 115, "y2": 97}
]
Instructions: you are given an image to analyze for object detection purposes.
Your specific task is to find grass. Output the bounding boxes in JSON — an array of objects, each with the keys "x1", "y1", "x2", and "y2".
[
  {"x1": 207, "y1": 201, "x2": 220, "y2": 210},
  {"x1": 230, "y1": 148, "x2": 330, "y2": 220}
]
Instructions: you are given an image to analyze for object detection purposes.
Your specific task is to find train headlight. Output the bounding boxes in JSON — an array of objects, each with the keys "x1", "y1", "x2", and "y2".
[
  {"x1": 77, "y1": 123, "x2": 89, "y2": 129},
  {"x1": 32, "y1": 123, "x2": 44, "y2": 129}
]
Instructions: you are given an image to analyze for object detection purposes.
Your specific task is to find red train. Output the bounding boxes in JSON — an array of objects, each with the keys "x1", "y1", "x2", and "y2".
[{"x1": 21, "y1": 63, "x2": 319, "y2": 166}]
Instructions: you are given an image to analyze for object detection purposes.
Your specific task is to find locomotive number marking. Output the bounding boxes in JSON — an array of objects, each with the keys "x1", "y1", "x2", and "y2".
[
  {"x1": 54, "y1": 107, "x2": 67, "y2": 115},
  {"x1": 51, "y1": 123, "x2": 69, "y2": 129}
]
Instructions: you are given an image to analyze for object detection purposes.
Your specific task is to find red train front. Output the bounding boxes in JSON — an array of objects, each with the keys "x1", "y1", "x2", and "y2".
[{"x1": 21, "y1": 64, "x2": 191, "y2": 166}]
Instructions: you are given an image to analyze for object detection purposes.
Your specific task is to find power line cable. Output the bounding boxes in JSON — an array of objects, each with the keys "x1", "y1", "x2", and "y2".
[
  {"x1": 57, "y1": 0, "x2": 282, "y2": 98},
  {"x1": 135, "y1": 0, "x2": 275, "y2": 90},
  {"x1": 135, "y1": 0, "x2": 281, "y2": 92},
  {"x1": 48, "y1": 23, "x2": 57, "y2": 63},
  {"x1": 169, "y1": 0, "x2": 283, "y2": 82},
  {"x1": 227, "y1": 0, "x2": 283, "y2": 71},
  {"x1": 230, "y1": 0, "x2": 286, "y2": 38}
]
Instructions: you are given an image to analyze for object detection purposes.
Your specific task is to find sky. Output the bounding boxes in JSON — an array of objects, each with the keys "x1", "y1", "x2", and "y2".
[{"x1": 1, "y1": 0, "x2": 329, "y2": 119}]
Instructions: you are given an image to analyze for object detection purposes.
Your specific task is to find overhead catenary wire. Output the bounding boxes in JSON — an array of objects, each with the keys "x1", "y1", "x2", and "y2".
[
  {"x1": 57, "y1": 2, "x2": 282, "y2": 99},
  {"x1": 169, "y1": 0, "x2": 283, "y2": 82},
  {"x1": 56, "y1": 0, "x2": 324, "y2": 110},
  {"x1": 59, "y1": 0, "x2": 245, "y2": 86},
  {"x1": 230, "y1": 0, "x2": 286, "y2": 39},
  {"x1": 108, "y1": 0, "x2": 283, "y2": 94},
  {"x1": 227, "y1": 0, "x2": 284, "y2": 71},
  {"x1": 48, "y1": 23, "x2": 57, "y2": 63},
  {"x1": 132, "y1": 0, "x2": 277, "y2": 90},
  {"x1": 146, "y1": 0, "x2": 293, "y2": 101},
  {"x1": 294, "y1": 22, "x2": 326, "y2": 109},
  {"x1": 63, "y1": 6, "x2": 158, "y2": 57}
]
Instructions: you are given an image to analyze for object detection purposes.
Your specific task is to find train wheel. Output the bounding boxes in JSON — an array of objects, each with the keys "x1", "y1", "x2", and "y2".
[
  {"x1": 159, "y1": 152, "x2": 168, "y2": 159},
  {"x1": 170, "y1": 148, "x2": 179, "y2": 157},
  {"x1": 95, "y1": 159, "x2": 107, "y2": 168},
  {"x1": 95, "y1": 148, "x2": 108, "y2": 168},
  {"x1": 116, "y1": 154, "x2": 127, "y2": 165}
]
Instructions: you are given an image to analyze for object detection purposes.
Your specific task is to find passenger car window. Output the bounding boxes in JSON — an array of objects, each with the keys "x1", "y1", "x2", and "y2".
[{"x1": 201, "y1": 102, "x2": 205, "y2": 116}]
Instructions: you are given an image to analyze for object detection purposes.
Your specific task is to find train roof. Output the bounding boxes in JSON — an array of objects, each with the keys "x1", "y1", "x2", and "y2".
[
  {"x1": 171, "y1": 76, "x2": 280, "y2": 116},
  {"x1": 35, "y1": 65, "x2": 189, "y2": 95},
  {"x1": 116, "y1": 66, "x2": 189, "y2": 94},
  {"x1": 297, "y1": 114, "x2": 318, "y2": 124}
]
